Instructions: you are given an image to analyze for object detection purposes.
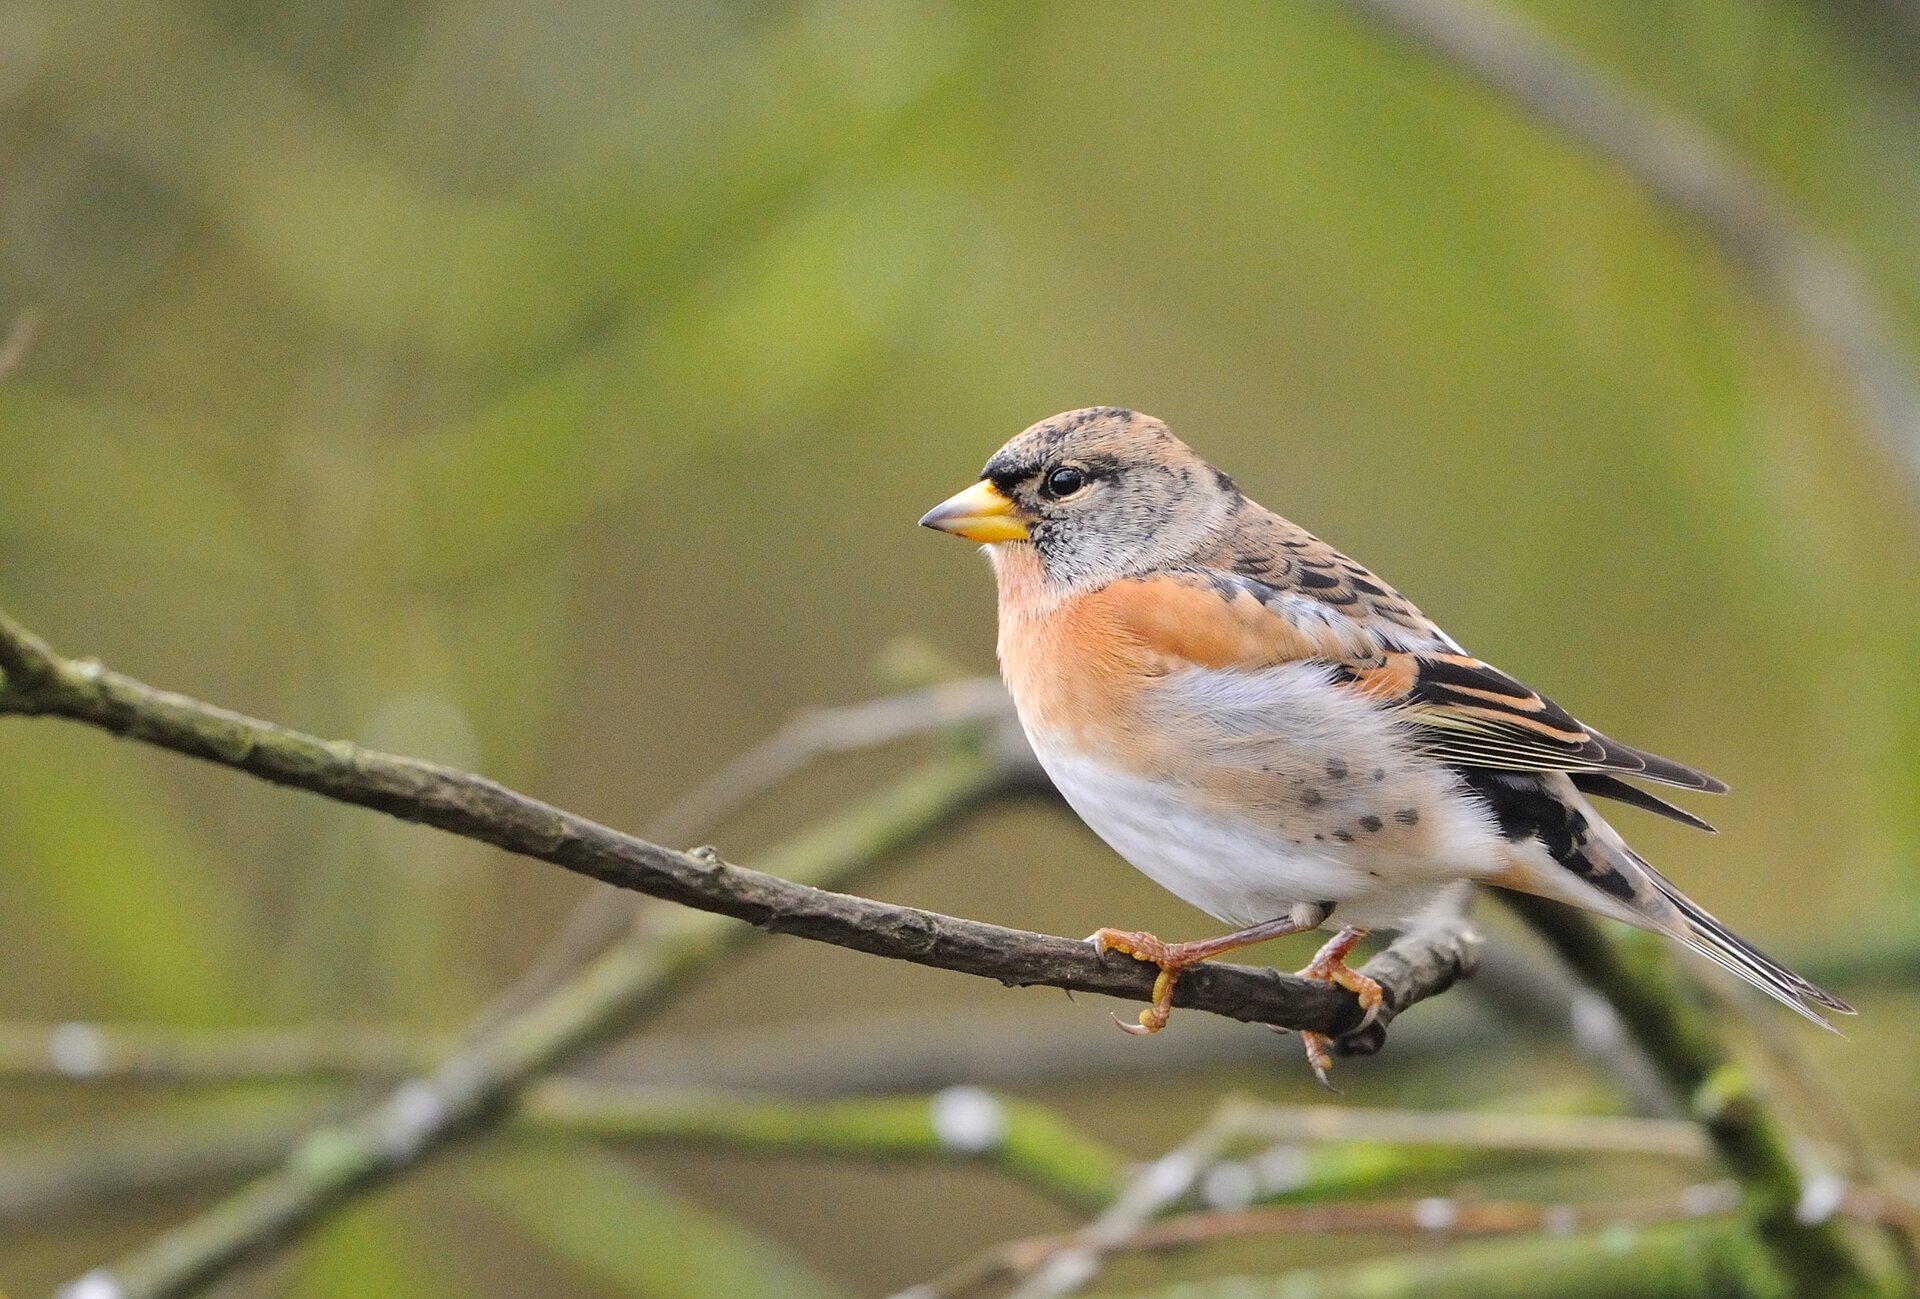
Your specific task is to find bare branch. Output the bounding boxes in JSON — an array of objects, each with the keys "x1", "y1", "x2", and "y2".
[
  {"x1": 918, "y1": 1185, "x2": 1745, "y2": 1299},
  {"x1": 988, "y1": 1086, "x2": 1715, "y2": 1299},
  {"x1": 0, "y1": 1085, "x2": 1128, "y2": 1225},
  {"x1": 1073, "y1": 1218, "x2": 1766, "y2": 1299},
  {"x1": 0, "y1": 609, "x2": 1473, "y2": 1045},
  {"x1": 55, "y1": 748, "x2": 1009, "y2": 1299},
  {"x1": 470, "y1": 676, "x2": 1016, "y2": 1031},
  {"x1": 0, "y1": 606, "x2": 1476, "y2": 1299},
  {"x1": 1500, "y1": 894, "x2": 1892, "y2": 1299},
  {"x1": 0, "y1": 1021, "x2": 446, "y2": 1085},
  {"x1": 1002, "y1": 1099, "x2": 1252, "y2": 1299}
]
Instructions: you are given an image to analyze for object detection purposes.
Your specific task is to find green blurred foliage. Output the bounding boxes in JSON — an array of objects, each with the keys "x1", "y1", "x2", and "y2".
[{"x1": 2, "y1": 0, "x2": 1919, "y2": 1294}]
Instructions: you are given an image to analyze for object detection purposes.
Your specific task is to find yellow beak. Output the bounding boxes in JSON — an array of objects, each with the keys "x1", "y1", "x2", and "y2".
[{"x1": 918, "y1": 479, "x2": 1029, "y2": 543}]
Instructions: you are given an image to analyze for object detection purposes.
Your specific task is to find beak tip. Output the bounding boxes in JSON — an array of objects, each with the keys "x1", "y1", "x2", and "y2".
[{"x1": 918, "y1": 479, "x2": 1029, "y2": 543}]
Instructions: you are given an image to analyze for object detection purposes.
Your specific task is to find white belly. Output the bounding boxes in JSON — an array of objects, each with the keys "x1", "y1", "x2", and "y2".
[{"x1": 1028, "y1": 730, "x2": 1504, "y2": 930}]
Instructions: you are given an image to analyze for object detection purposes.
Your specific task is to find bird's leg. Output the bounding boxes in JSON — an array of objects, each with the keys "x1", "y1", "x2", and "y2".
[
  {"x1": 1294, "y1": 925, "x2": 1380, "y2": 1089},
  {"x1": 1088, "y1": 905, "x2": 1326, "y2": 1036}
]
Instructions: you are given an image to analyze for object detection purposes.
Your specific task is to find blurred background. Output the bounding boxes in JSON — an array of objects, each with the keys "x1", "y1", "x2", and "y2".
[{"x1": 3, "y1": 1, "x2": 1919, "y2": 1295}]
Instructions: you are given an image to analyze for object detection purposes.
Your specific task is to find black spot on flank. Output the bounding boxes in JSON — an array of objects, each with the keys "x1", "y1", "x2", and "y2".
[
  {"x1": 1301, "y1": 789, "x2": 1324, "y2": 807},
  {"x1": 1358, "y1": 815, "x2": 1383, "y2": 833},
  {"x1": 1313, "y1": 833, "x2": 1325, "y2": 841},
  {"x1": 1395, "y1": 808, "x2": 1420, "y2": 826},
  {"x1": 1297, "y1": 567, "x2": 1341, "y2": 590},
  {"x1": 1372, "y1": 768, "x2": 1386, "y2": 781},
  {"x1": 1326, "y1": 760, "x2": 1349, "y2": 781},
  {"x1": 1332, "y1": 829, "x2": 1355, "y2": 843},
  {"x1": 1213, "y1": 467, "x2": 1239, "y2": 495},
  {"x1": 1350, "y1": 576, "x2": 1386, "y2": 596}
]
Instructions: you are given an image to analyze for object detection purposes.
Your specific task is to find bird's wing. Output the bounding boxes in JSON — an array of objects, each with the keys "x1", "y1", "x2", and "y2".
[
  {"x1": 1096, "y1": 559, "x2": 1725, "y2": 798},
  {"x1": 1336, "y1": 648, "x2": 1726, "y2": 792}
]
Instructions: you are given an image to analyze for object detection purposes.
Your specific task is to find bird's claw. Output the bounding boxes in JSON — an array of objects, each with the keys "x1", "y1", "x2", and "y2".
[
  {"x1": 1291, "y1": 927, "x2": 1378, "y2": 1085},
  {"x1": 1301, "y1": 1031, "x2": 1342, "y2": 1093},
  {"x1": 1089, "y1": 928, "x2": 1181, "y2": 1035}
]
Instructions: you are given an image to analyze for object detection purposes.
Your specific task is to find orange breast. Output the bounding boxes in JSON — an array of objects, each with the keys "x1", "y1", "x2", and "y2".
[{"x1": 990, "y1": 552, "x2": 1147, "y2": 752}]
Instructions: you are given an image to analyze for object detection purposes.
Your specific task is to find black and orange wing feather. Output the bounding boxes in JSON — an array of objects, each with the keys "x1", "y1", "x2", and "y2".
[
  {"x1": 1183, "y1": 505, "x2": 1728, "y2": 803},
  {"x1": 1339, "y1": 650, "x2": 1727, "y2": 794}
]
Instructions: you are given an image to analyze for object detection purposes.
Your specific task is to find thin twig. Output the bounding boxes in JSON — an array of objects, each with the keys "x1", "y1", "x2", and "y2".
[
  {"x1": 997, "y1": 1099, "x2": 1255, "y2": 1299},
  {"x1": 515, "y1": 1083, "x2": 1129, "y2": 1211},
  {"x1": 1078, "y1": 1217, "x2": 1769, "y2": 1299},
  {"x1": 56, "y1": 747, "x2": 1011, "y2": 1299},
  {"x1": 470, "y1": 677, "x2": 1014, "y2": 1030},
  {"x1": 0, "y1": 1020, "x2": 447, "y2": 1085},
  {"x1": 642, "y1": 679, "x2": 1015, "y2": 846},
  {"x1": 1215, "y1": 1102, "x2": 1706, "y2": 1160},
  {"x1": 1338, "y1": 0, "x2": 1920, "y2": 500},
  {"x1": 922, "y1": 1185, "x2": 1744, "y2": 1299},
  {"x1": 1501, "y1": 894, "x2": 1895, "y2": 1299},
  {"x1": 976, "y1": 1090, "x2": 1723, "y2": 1299},
  {"x1": 0, "y1": 1085, "x2": 1129, "y2": 1224}
]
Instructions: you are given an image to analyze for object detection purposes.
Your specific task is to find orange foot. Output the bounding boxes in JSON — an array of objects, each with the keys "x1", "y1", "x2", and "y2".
[
  {"x1": 1294, "y1": 925, "x2": 1380, "y2": 1090},
  {"x1": 1088, "y1": 928, "x2": 1186, "y2": 1035},
  {"x1": 1088, "y1": 911, "x2": 1325, "y2": 1036}
]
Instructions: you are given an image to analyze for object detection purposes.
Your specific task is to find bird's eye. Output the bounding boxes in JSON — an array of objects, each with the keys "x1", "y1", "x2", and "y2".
[{"x1": 1043, "y1": 466, "x2": 1086, "y2": 498}]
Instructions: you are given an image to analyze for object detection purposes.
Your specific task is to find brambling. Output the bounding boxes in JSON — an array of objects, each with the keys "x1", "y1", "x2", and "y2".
[{"x1": 920, "y1": 407, "x2": 1852, "y2": 1083}]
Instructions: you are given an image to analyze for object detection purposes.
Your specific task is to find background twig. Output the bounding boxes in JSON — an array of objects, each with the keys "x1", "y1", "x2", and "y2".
[
  {"x1": 1503, "y1": 894, "x2": 1895, "y2": 1298},
  {"x1": 1337, "y1": 0, "x2": 1920, "y2": 499}
]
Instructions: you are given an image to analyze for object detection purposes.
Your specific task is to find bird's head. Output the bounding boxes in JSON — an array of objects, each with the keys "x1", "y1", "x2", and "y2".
[{"x1": 919, "y1": 407, "x2": 1240, "y2": 591}]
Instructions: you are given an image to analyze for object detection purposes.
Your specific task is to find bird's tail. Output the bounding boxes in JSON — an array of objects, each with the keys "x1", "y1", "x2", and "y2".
[
  {"x1": 1628, "y1": 850, "x2": 1855, "y2": 1031},
  {"x1": 1473, "y1": 771, "x2": 1854, "y2": 1029}
]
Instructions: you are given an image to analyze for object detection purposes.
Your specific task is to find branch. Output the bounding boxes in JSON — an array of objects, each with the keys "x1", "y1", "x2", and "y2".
[
  {"x1": 0, "y1": 608, "x2": 1476, "y2": 1299},
  {"x1": 515, "y1": 1084, "x2": 1129, "y2": 1212},
  {"x1": 468, "y1": 674, "x2": 1018, "y2": 1031},
  {"x1": 1502, "y1": 894, "x2": 1896, "y2": 1299},
  {"x1": 0, "y1": 609, "x2": 1474, "y2": 1043},
  {"x1": 988, "y1": 1089, "x2": 1714, "y2": 1299},
  {"x1": 0, "y1": 1086, "x2": 1129, "y2": 1223},
  {"x1": 0, "y1": 1021, "x2": 445, "y2": 1085},
  {"x1": 0, "y1": 990, "x2": 1497, "y2": 1090},
  {"x1": 1338, "y1": 0, "x2": 1920, "y2": 502},
  {"x1": 924, "y1": 1186, "x2": 1745, "y2": 1299},
  {"x1": 0, "y1": 1097, "x2": 342, "y2": 1223},
  {"x1": 1080, "y1": 1219, "x2": 1772, "y2": 1299},
  {"x1": 56, "y1": 748, "x2": 1009, "y2": 1299}
]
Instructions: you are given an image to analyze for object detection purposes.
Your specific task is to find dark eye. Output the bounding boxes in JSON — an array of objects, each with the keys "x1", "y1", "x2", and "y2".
[{"x1": 1043, "y1": 466, "x2": 1086, "y2": 498}]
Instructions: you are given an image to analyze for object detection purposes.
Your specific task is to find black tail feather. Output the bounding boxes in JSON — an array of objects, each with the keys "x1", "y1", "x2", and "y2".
[{"x1": 1639, "y1": 860, "x2": 1855, "y2": 1023}]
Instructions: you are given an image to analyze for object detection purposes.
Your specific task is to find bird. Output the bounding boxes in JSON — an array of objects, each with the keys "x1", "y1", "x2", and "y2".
[{"x1": 918, "y1": 406, "x2": 1853, "y2": 1084}]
